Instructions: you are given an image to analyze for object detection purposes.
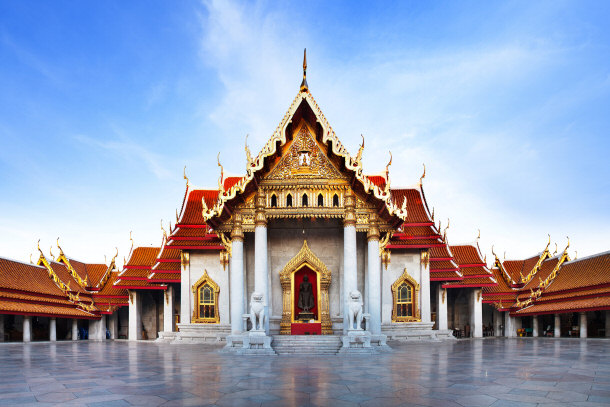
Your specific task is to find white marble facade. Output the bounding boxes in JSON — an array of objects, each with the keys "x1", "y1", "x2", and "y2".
[{"x1": 180, "y1": 218, "x2": 430, "y2": 334}]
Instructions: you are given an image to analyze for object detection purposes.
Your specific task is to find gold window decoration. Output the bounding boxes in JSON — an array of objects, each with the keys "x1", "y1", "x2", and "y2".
[
  {"x1": 391, "y1": 268, "x2": 421, "y2": 322},
  {"x1": 191, "y1": 270, "x2": 220, "y2": 323}
]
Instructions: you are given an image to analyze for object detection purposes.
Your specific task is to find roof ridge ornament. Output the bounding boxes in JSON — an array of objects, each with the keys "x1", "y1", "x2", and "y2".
[
  {"x1": 183, "y1": 166, "x2": 190, "y2": 189},
  {"x1": 300, "y1": 48, "x2": 308, "y2": 92},
  {"x1": 245, "y1": 134, "x2": 253, "y2": 169},
  {"x1": 419, "y1": 163, "x2": 426, "y2": 187},
  {"x1": 217, "y1": 152, "x2": 224, "y2": 192}
]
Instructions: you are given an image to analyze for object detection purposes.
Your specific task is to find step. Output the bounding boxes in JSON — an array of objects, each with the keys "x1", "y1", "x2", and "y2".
[{"x1": 271, "y1": 335, "x2": 342, "y2": 355}]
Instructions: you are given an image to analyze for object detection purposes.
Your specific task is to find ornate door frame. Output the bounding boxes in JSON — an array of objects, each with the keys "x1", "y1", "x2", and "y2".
[{"x1": 279, "y1": 240, "x2": 332, "y2": 334}]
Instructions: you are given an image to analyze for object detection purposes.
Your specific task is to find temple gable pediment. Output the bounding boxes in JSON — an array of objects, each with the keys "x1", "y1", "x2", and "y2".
[{"x1": 264, "y1": 121, "x2": 346, "y2": 183}]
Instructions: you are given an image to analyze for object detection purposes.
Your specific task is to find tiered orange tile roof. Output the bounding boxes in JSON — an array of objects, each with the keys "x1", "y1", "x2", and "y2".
[
  {"x1": 114, "y1": 246, "x2": 166, "y2": 290},
  {"x1": 513, "y1": 251, "x2": 610, "y2": 316},
  {"x1": 0, "y1": 257, "x2": 99, "y2": 319},
  {"x1": 442, "y1": 244, "x2": 496, "y2": 288}
]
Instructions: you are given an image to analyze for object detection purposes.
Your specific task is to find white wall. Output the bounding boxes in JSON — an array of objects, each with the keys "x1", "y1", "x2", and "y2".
[
  {"x1": 190, "y1": 251, "x2": 230, "y2": 325},
  {"x1": 381, "y1": 250, "x2": 421, "y2": 324}
]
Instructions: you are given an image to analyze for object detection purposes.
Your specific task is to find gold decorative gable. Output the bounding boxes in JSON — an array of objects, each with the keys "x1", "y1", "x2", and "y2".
[{"x1": 265, "y1": 123, "x2": 345, "y2": 181}]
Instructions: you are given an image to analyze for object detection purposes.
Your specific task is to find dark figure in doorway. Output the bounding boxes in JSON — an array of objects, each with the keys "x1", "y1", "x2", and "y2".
[{"x1": 298, "y1": 275, "x2": 315, "y2": 311}]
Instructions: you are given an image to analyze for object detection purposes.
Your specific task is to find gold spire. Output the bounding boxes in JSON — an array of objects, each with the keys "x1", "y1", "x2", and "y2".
[{"x1": 300, "y1": 48, "x2": 308, "y2": 92}]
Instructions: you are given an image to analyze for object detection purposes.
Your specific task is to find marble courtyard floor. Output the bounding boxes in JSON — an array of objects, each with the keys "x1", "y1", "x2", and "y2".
[{"x1": 0, "y1": 339, "x2": 609, "y2": 407}]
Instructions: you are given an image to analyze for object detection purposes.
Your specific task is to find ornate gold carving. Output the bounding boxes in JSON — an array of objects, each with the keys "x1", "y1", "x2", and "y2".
[
  {"x1": 254, "y1": 192, "x2": 267, "y2": 227},
  {"x1": 231, "y1": 214, "x2": 244, "y2": 241},
  {"x1": 191, "y1": 270, "x2": 220, "y2": 324},
  {"x1": 379, "y1": 232, "x2": 392, "y2": 269},
  {"x1": 391, "y1": 268, "x2": 421, "y2": 322},
  {"x1": 367, "y1": 213, "x2": 380, "y2": 241},
  {"x1": 219, "y1": 232, "x2": 232, "y2": 270},
  {"x1": 266, "y1": 124, "x2": 344, "y2": 181},
  {"x1": 279, "y1": 241, "x2": 332, "y2": 335},
  {"x1": 442, "y1": 288, "x2": 446, "y2": 304},
  {"x1": 344, "y1": 189, "x2": 356, "y2": 227},
  {"x1": 520, "y1": 234, "x2": 551, "y2": 284},
  {"x1": 180, "y1": 251, "x2": 190, "y2": 269},
  {"x1": 56, "y1": 237, "x2": 89, "y2": 288},
  {"x1": 421, "y1": 250, "x2": 430, "y2": 269}
]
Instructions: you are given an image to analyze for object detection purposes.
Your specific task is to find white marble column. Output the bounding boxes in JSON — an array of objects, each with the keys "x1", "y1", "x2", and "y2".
[
  {"x1": 230, "y1": 214, "x2": 245, "y2": 334},
  {"x1": 49, "y1": 318, "x2": 57, "y2": 342},
  {"x1": 343, "y1": 190, "x2": 357, "y2": 332},
  {"x1": 505, "y1": 313, "x2": 515, "y2": 337},
  {"x1": 493, "y1": 309, "x2": 503, "y2": 336},
  {"x1": 163, "y1": 285, "x2": 174, "y2": 333},
  {"x1": 470, "y1": 289, "x2": 483, "y2": 338},
  {"x1": 554, "y1": 314, "x2": 561, "y2": 337},
  {"x1": 72, "y1": 319, "x2": 78, "y2": 340},
  {"x1": 0, "y1": 315, "x2": 4, "y2": 342},
  {"x1": 420, "y1": 251, "x2": 431, "y2": 323},
  {"x1": 128, "y1": 290, "x2": 142, "y2": 340},
  {"x1": 436, "y1": 286, "x2": 448, "y2": 330},
  {"x1": 579, "y1": 312, "x2": 587, "y2": 338},
  {"x1": 23, "y1": 316, "x2": 32, "y2": 342},
  {"x1": 109, "y1": 312, "x2": 118, "y2": 339},
  {"x1": 89, "y1": 316, "x2": 106, "y2": 341},
  {"x1": 254, "y1": 193, "x2": 269, "y2": 333},
  {"x1": 180, "y1": 252, "x2": 190, "y2": 326},
  {"x1": 606, "y1": 311, "x2": 610, "y2": 337},
  {"x1": 532, "y1": 316, "x2": 539, "y2": 337},
  {"x1": 367, "y1": 215, "x2": 381, "y2": 334}
]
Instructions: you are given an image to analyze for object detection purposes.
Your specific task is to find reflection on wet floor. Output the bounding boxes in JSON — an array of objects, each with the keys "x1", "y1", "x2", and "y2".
[{"x1": 0, "y1": 338, "x2": 609, "y2": 406}]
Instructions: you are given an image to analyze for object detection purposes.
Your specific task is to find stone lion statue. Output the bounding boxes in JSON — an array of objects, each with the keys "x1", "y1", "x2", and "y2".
[
  {"x1": 347, "y1": 290, "x2": 363, "y2": 330},
  {"x1": 249, "y1": 292, "x2": 266, "y2": 331}
]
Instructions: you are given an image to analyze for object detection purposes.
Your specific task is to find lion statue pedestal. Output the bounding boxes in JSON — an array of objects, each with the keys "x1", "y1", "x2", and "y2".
[{"x1": 338, "y1": 290, "x2": 375, "y2": 353}]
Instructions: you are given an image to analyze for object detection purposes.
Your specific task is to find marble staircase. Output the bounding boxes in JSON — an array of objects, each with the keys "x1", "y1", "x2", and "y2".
[{"x1": 272, "y1": 335, "x2": 342, "y2": 355}]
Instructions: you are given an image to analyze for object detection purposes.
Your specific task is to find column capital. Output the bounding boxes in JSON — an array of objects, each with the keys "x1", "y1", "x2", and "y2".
[
  {"x1": 367, "y1": 213, "x2": 380, "y2": 241},
  {"x1": 255, "y1": 192, "x2": 267, "y2": 227},
  {"x1": 231, "y1": 213, "x2": 244, "y2": 240},
  {"x1": 344, "y1": 189, "x2": 356, "y2": 227}
]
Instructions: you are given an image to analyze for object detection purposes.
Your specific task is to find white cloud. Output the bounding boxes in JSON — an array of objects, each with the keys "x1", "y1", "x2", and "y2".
[
  {"x1": 74, "y1": 130, "x2": 171, "y2": 180},
  {"x1": 196, "y1": 0, "x2": 609, "y2": 260}
]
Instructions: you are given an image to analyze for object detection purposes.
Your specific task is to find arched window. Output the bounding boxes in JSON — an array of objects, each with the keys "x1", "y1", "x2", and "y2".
[
  {"x1": 270, "y1": 194, "x2": 277, "y2": 208},
  {"x1": 191, "y1": 270, "x2": 219, "y2": 323},
  {"x1": 318, "y1": 193, "x2": 324, "y2": 207},
  {"x1": 391, "y1": 268, "x2": 420, "y2": 322},
  {"x1": 286, "y1": 193, "x2": 293, "y2": 207},
  {"x1": 396, "y1": 283, "x2": 413, "y2": 317},
  {"x1": 332, "y1": 194, "x2": 339, "y2": 207},
  {"x1": 302, "y1": 193, "x2": 308, "y2": 207}
]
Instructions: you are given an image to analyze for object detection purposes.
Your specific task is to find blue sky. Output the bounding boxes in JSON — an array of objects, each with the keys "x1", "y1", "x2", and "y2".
[{"x1": 0, "y1": 1, "x2": 608, "y2": 264}]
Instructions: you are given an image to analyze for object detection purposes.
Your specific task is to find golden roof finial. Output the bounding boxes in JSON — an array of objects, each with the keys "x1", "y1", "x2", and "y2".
[
  {"x1": 385, "y1": 151, "x2": 393, "y2": 175},
  {"x1": 553, "y1": 243, "x2": 558, "y2": 256},
  {"x1": 300, "y1": 48, "x2": 308, "y2": 92},
  {"x1": 504, "y1": 251, "x2": 506, "y2": 260},
  {"x1": 355, "y1": 134, "x2": 365, "y2": 164},
  {"x1": 217, "y1": 152, "x2": 224, "y2": 191},
  {"x1": 566, "y1": 236, "x2": 570, "y2": 249},
  {"x1": 245, "y1": 134, "x2": 253, "y2": 167},
  {"x1": 129, "y1": 230, "x2": 134, "y2": 255},
  {"x1": 443, "y1": 218, "x2": 450, "y2": 241},
  {"x1": 431, "y1": 207, "x2": 435, "y2": 221},
  {"x1": 419, "y1": 163, "x2": 426, "y2": 186},
  {"x1": 574, "y1": 250, "x2": 577, "y2": 260},
  {"x1": 49, "y1": 246, "x2": 54, "y2": 261},
  {"x1": 183, "y1": 166, "x2": 189, "y2": 188},
  {"x1": 104, "y1": 255, "x2": 107, "y2": 265},
  {"x1": 29, "y1": 253, "x2": 33, "y2": 264},
  {"x1": 161, "y1": 219, "x2": 168, "y2": 242},
  {"x1": 477, "y1": 229, "x2": 481, "y2": 240}
]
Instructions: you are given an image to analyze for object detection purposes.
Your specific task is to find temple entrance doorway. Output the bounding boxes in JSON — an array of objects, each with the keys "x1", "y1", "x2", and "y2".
[{"x1": 279, "y1": 241, "x2": 332, "y2": 335}]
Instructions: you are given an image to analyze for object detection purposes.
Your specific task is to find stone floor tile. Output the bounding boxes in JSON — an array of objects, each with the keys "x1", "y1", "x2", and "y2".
[
  {"x1": 34, "y1": 392, "x2": 75, "y2": 403},
  {"x1": 455, "y1": 394, "x2": 497, "y2": 407}
]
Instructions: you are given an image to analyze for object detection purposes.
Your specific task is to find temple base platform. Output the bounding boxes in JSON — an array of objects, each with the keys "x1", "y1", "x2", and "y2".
[
  {"x1": 157, "y1": 323, "x2": 230, "y2": 343},
  {"x1": 382, "y1": 322, "x2": 456, "y2": 341}
]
